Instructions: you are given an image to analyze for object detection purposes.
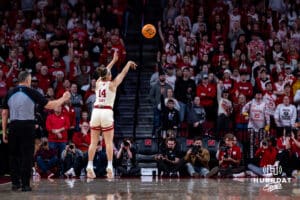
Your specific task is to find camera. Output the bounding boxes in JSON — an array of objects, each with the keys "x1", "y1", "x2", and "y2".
[
  {"x1": 42, "y1": 142, "x2": 48, "y2": 146},
  {"x1": 123, "y1": 140, "x2": 130, "y2": 147},
  {"x1": 69, "y1": 145, "x2": 74, "y2": 149},
  {"x1": 262, "y1": 140, "x2": 268, "y2": 146},
  {"x1": 191, "y1": 145, "x2": 201, "y2": 154},
  {"x1": 220, "y1": 146, "x2": 230, "y2": 158}
]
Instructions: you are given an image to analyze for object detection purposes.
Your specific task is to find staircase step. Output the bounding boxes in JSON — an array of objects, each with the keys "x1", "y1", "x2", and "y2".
[
  {"x1": 115, "y1": 0, "x2": 162, "y2": 138},
  {"x1": 138, "y1": 106, "x2": 153, "y2": 113}
]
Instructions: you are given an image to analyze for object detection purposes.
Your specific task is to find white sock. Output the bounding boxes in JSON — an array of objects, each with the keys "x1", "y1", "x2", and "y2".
[
  {"x1": 107, "y1": 161, "x2": 113, "y2": 169},
  {"x1": 87, "y1": 161, "x2": 93, "y2": 169}
]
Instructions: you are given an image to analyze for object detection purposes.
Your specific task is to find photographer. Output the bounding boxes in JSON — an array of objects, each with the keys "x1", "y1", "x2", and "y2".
[
  {"x1": 184, "y1": 137, "x2": 210, "y2": 177},
  {"x1": 61, "y1": 142, "x2": 84, "y2": 177},
  {"x1": 247, "y1": 137, "x2": 278, "y2": 177},
  {"x1": 155, "y1": 138, "x2": 183, "y2": 177},
  {"x1": 210, "y1": 134, "x2": 244, "y2": 177},
  {"x1": 35, "y1": 139, "x2": 59, "y2": 179},
  {"x1": 115, "y1": 139, "x2": 140, "y2": 177}
]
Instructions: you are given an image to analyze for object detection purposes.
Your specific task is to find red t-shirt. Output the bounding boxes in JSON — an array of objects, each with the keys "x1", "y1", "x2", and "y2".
[
  {"x1": 219, "y1": 145, "x2": 242, "y2": 168},
  {"x1": 46, "y1": 113, "x2": 70, "y2": 143},
  {"x1": 72, "y1": 132, "x2": 90, "y2": 152},
  {"x1": 62, "y1": 105, "x2": 76, "y2": 129},
  {"x1": 255, "y1": 146, "x2": 277, "y2": 167},
  {"x1": 36, "y1": 73, "x2": 51, "y2": 93},
  {"x1": 290, "y1": 139, "x2": 300, "y2": 157},
  {"x1": 196, "y1": 83, "x2": 217, "y2": 107}
]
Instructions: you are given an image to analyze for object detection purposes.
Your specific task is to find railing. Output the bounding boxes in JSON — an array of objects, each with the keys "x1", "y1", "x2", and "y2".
[
  {"x1": 234, "y1": 128, "x2": 271, "y2": 162},
  {"x1": 132, "y1": 0, "x2": 147, "y2": 140}
]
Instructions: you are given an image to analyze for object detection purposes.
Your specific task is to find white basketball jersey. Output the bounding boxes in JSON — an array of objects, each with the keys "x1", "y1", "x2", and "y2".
[
  {"x1": 94, "y1": 81, "x2": 116, "y2": 107},
  {"x1": 243, "y1": 99, "x2": 268, "y2": 131}
]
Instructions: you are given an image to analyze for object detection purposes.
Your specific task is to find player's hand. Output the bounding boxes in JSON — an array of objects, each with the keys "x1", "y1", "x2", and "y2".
[
  {"x1": 62, "y1": 91, "x2": 71, "y2": 101},
  {"x1": 112, "y1": 50, "x2": 119, "y2": 62},
  {"x1": 127, "y1": 61, "x2": 137, "y2": 70},
  {"x1": 2, "y1": 132, "x2": 8, "y2": 143}
]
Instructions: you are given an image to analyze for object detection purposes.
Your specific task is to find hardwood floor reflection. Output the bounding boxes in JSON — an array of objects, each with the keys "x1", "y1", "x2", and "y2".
[{"x1": 0, "y1": 177, "x2": 300, "y2": 199}]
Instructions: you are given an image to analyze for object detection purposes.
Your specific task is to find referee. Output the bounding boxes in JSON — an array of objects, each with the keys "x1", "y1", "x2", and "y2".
[{"x1": 1, "y1": 71, "x2": 70, "y2": 192}]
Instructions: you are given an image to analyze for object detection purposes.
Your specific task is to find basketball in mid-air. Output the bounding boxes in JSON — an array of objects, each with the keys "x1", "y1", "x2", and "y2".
[{"x1": 141, "y1": 24, "x2": 156, "y2": 39}]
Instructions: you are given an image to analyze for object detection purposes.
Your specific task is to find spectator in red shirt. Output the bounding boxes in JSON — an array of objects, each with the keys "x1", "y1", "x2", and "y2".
[
  {"x1": 46, "y1": 48, "x2": 65, "y2": 70},
  {"x1": 33, "y1": 39, "x2": 51, "y2": 64},
  {"x1": 247, "y1": 137, "x2": 278, "y2": 177},
  {"x1": 62, "y1": 100, "x2": 76, "y2": 140},
  {"x1": 99, "y1": 40, "x2": 114, "y2": 67},
  {"x1": 238, "y1": 53, "x2": 252, "y2": 75},
  {"x1": 209, "y1": 134, "x2": 244, "y2": 178},
  {"x1": 46, "y1": 105, "x2": 70, "y2": 157},
  {"x1": 69, "y1": 54, "x2": 82, "y2": 82},
  {"x1": 211, "y1": 22, "x2": 227, "y2": 48},
  {"x1": 218, "y1": 134, "x2": 243, "y2": 171},
  {"x1": 111, "y1": 34, "x2": 126, "y2": 63},
  {"x1": 255, "y1": 68, "x2": 272, "y2": 93},
  {"x1": 230, "y1": 49, "x2": 242, "y2": 70},
  {"x1": 73, "y1": 121, "x2": 91, "y2": 153},
  {"x1": 55, "y1": 78, "x2": 69, "y2": 99},
  {"x1": 211, "y1": 44, "x2": 229, "y2": 68},
  {"x1": 5, "y1": 49, "x2": 22, "y2": 87},
  {"x1": 220, "y1": 69, "x2": 234, "y2": 91},
  {"x1": 198, "y1": 33, "x2": 214, "y2": 60},
  {"x1": 36, "y1": 65, "x2": 51, "y2": 94},
  {"x1": 48, "y1": 58, "x2": 65, "y2": 80},
  {"x1": 232, "y1": 72, "x2": 253, "y2": 102},
  {"x1": 233, "y1": 94, "x2": 248, "y2": 131},
  {"x1": 196, "y1": 74, "x2": 217, "y2": 121},
  {"x1": 79, "y1": 110, "x2": 89, "y2": 127},
  {"x1": 0, "y1": 61, "x2": 9, "y2": 75},
  {"x1": 234, "y1": 34, "x2": 248, "y2": 55}
]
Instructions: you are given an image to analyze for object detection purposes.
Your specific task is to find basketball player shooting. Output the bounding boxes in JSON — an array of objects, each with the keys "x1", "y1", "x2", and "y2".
[{"x1": 86, "y1": 51, "x2": 137, "y2": 179}]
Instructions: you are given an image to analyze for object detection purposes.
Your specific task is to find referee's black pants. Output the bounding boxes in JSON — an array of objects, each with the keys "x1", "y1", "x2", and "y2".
[{"x1": 8, "y1": 121, "x2": 35, "y2": 187}]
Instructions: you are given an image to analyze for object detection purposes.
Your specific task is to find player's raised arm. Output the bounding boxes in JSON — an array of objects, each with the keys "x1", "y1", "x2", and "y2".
[
  {"x1": 111, "y1": 61, "x2": 137, "y2": 88},
  {"x1": 106, "y1": 50, "x2": 119, "y2": 71}
]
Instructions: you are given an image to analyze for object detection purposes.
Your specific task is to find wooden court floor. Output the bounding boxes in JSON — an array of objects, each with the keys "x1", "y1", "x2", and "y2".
[{"x1": 0, "y1": 177, "x2": 300, "y2": 200}]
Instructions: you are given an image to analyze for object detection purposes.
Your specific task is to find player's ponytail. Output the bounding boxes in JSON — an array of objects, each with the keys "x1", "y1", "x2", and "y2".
[{"x1": 96, "y1": 65, "x2": 111, "y2": 80}]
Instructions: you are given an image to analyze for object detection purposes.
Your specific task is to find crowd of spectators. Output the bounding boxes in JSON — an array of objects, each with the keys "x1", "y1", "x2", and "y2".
[
  {"x1": 0, "y1": 0, "x2": 132, "y2": 178},
  {"x1": 1, "y1": 0, "x2": 300, "y2": 179},
  {"x1": 150, "y1": 0, "x2": 300, "y2": 178}
]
